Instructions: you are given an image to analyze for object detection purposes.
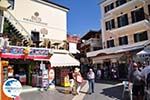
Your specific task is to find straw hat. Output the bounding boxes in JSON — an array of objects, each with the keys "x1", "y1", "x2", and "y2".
[{"x1": 74, "y1": 67, "x2": 80, "y2": 72}]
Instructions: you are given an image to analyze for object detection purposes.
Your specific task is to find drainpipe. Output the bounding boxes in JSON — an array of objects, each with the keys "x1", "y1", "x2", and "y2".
[{"x1": 0, "y1": 10, "x2": 4, "y2": 33}]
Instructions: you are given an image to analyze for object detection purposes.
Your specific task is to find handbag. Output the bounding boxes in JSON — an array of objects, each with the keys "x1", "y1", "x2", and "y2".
[{"x1": 76, "y1": 75, "x2": 83, "y2": 83}]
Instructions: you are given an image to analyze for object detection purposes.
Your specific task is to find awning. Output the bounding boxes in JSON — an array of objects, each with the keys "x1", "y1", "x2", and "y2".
[
  {"x1": 87, "y1": 40, "x2": 147, "y2": 57},
  {"x1": 50, "y1": 53, "x2": 80, "y2": 67},
  {"x1": 136, "y1": 48, "x2": 150, "y2": 55}
]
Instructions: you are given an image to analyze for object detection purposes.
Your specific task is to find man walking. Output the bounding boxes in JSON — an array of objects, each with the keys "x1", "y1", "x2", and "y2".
[{"x1": 87, "y1": 68, "x2": 95, "y2": 94}]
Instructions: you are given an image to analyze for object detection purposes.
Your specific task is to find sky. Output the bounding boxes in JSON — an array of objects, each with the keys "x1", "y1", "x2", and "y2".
[{"x1": 53, "y1": 0, "x2": 102, "y2": 37}]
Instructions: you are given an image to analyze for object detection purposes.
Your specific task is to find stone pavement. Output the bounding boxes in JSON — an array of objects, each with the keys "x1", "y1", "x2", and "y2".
[
  {"x1": 83, "y1": 80, "x2": 123, "y2": 100},
  {"x1": 20, "y1": 80, "x2": 88, "y2": 100},
  {"x1": 19, "y1": 80, "x2": 123, "y2": 100}
]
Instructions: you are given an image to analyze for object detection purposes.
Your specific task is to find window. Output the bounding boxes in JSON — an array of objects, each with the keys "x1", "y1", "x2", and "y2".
[
  {"x1": 31, "y1": 31, "x2": 40, "y2": 42},
  {"x1": 116, "y1": 0, "x2": 127, "y2": 7},
  {"x1": 134, "y1": 31, "x2": 148, "y2": 42},
  {"x1": 131, "y1": 8, "x2": 145, "y2": 23},
  {"x1": 8, "y1": 0, "x2": 15, "y2": 10},
  {"x1": 119, "y1": 36, "x2": 128, "y2": 45},
  {"x1": 148, "y1": 5, "x2": 150, "y2": 15},
  {"x1": 117, "y1": 14, "x2": 128, "y2": 27},
  {"x1": 105, "y1": 19, "x2": 115, "y2": 30},
  {"x1": 107, "y1": 39, "x2": 115, "y2": 48},
  {"x1": 104, "y1": 3, "x2": 114, "y2": 13}
]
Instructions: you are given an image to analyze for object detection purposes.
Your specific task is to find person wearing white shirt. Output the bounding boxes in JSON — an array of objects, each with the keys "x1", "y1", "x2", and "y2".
[{"x1": 87, "y1": 68, "x2": 95, "y2": 94}]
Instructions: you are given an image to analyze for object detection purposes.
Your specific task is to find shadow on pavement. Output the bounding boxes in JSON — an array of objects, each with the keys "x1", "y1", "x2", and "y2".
[
  {"x1": 56, "y1": 87, "x2": 71, "y2": 94},
  {"x1": 100, "y1": 84, "x2": 123, "y2": 100},
  {"x1": 95, "y1": 79, "x2": 121, "y2": 85},
  {"x1": 80, "y1": 91, "x2": 88, "y2": 94}
]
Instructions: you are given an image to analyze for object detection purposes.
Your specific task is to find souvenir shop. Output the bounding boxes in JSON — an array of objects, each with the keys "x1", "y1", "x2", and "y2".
[
  {"x1": 0, "y1": 46, "x2": 51, "y2": 88},
  {"x1": 0, "y1": 46, "x2": 80, "y2": 88}
]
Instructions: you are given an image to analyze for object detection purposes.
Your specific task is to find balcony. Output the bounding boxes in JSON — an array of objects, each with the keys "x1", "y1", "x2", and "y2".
[
  {"x1": 81, "y1": 38, "x2": 101, "y2": 48},
  {"x1": 108, "y1": 17, "x2": 150, "y2": 34},
  {"x1": 104, "y1": 0, "x2": 144, "y2": 19}
]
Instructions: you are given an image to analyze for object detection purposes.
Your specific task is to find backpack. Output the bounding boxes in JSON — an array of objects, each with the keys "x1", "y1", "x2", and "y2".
[{"x1": 146, "y1": 73, "x2": 150, "y2": 89}]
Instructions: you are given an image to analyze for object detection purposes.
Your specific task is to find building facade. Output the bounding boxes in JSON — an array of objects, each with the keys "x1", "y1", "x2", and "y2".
[
  {"x1": 87, "y1": 0, "x2": 150, "y2": 79},
  {"x1": 101, "y1": 0, "x2": 150, "y2": 48},
  {"x1": 0, "y1": 0, "x2": 80, "y2": 91},
  {"x1": 79, "y1": 30, "x2": 102, "y2": 76},
  {"x1": 1, "y1": 0, "x2": 69, "y2": 48},
  {"x1": 67, "y1": 34, "x2": 80, "y2": 54}
]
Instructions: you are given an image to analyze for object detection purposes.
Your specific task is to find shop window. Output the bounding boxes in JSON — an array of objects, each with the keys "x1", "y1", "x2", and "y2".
[
  {"x1": 134, "y1": 31, "x2": 148, "y2": 43},
  {"x1": 119, "y1": 36, "x2": 128, "y2": 45},
  {"x1": 131, "y1": 7, "x2": 145, "y2": 23},
  {"x1": 117, "y1": 14, "x2": 128, "y2": 28},
  {"x1": 107, "y1": 39, "x2": 115, "y2": 48}
]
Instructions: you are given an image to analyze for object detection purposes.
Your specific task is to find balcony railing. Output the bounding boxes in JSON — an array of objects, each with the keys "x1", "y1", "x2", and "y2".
[
  {"x1": 106, "y1": 14, "x2": 150, "y2": 33},
  {"x1": 81, "y1": 38, "x2": 101, "y2": 47},
  {"x1": 4, "y1": 10, "x2": 31, "y2": 43}
]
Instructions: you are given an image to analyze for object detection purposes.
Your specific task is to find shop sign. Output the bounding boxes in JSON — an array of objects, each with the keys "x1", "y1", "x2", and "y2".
[
  {"x1": 3, "y1": 78, "x2": 22, "y2": 98},
  {"x1": 23, "y1": 12, "x2": 48, "y2": 26},
  {"x1": 2, "y1": 46, "x2": 49, "y2": 56}
]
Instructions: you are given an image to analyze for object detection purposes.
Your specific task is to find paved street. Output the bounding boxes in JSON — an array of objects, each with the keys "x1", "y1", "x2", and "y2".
[
  {"x1": 20, "y1": 87, "x2": 74, "y2": 100},
  {"x1": 20, "y1": 80, "x2": 123, "y2": 100},
  {"x1": 83, "y1": 80, "x2": 123, "y2": 100}
]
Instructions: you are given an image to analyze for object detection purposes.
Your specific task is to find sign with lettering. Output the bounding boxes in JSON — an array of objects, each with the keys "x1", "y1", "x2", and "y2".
[
  {"x1": 2, "y1": 46, "x2": 49, "y2": 56},
  {"x1": 23, "y1": 12, "x2": 48, "y2": 25}
]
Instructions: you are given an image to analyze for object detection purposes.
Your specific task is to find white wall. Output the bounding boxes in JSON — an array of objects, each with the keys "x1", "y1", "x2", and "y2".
[
  {"x1": 7, "y1": 0, "x2": 68, "y2": 41},
  {"x1": 69, "y1": 42, "x2": 77, "y2": 54}
]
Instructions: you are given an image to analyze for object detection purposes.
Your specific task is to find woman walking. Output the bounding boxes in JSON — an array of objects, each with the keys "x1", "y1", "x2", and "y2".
[{"x1": 73, "y1": 67, "x2": 83, "y2": 95}]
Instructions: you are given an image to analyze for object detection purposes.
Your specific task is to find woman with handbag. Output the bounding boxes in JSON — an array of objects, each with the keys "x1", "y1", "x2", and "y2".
[{"x1": 73, "y1": 67, "x2": 83, "y2": 95}]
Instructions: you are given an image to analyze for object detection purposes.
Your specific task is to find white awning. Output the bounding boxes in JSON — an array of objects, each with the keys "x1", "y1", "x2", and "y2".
[
  {"x1": 50, "y1": 53, "x2": 80, "y2": 67},
  {"x1": 137, "y1": 50, "x2": 150, "y2": 55},
  {"x1": 87, "y1": 41, "x2": 147, "y2": 57}
]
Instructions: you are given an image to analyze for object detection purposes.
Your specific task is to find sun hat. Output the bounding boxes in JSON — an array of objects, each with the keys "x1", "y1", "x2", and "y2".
[{"x1": 74, "y1": 67, "x2": 80, "y2": 72}]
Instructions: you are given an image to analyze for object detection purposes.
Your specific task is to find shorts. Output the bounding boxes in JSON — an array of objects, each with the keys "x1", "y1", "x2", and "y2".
[
  {"x1": 69, "y1": 79, "x2": 74, "y2": 88},
  {"x1": 132, "y1": 85, "x2": 144, "y2": 96}
]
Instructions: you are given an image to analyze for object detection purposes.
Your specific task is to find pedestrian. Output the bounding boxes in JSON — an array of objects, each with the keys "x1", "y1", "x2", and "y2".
[
  {"x1": 87, "y1": 68, "x2": 95, "y2": 94},
  {"x1": 97, "y1": 69, "x2": 101, "y2": 80},
  {"x1": 69, "y1": 70, "x2": 74, "y2": 94},
  {"x1": 129, "y1": 63, "x2": 144, "y2": 100},
  {"x1": 140, "y1": 64, "x2": 150, "y2": 100},
  {"x1": 73, "y1": 67, "x2": 83, "y2": 95}
]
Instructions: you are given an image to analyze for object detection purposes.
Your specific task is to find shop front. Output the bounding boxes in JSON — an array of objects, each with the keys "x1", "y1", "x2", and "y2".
[
  {"x1": 50, "y1": 50, "x2": 80, "y2": 87},
  {"x1": 0, "y1": 46, "x2": 51, "y2": 88},
  {"x1": 0, "y1": 46, "x2": 80, "y2": 89}
]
